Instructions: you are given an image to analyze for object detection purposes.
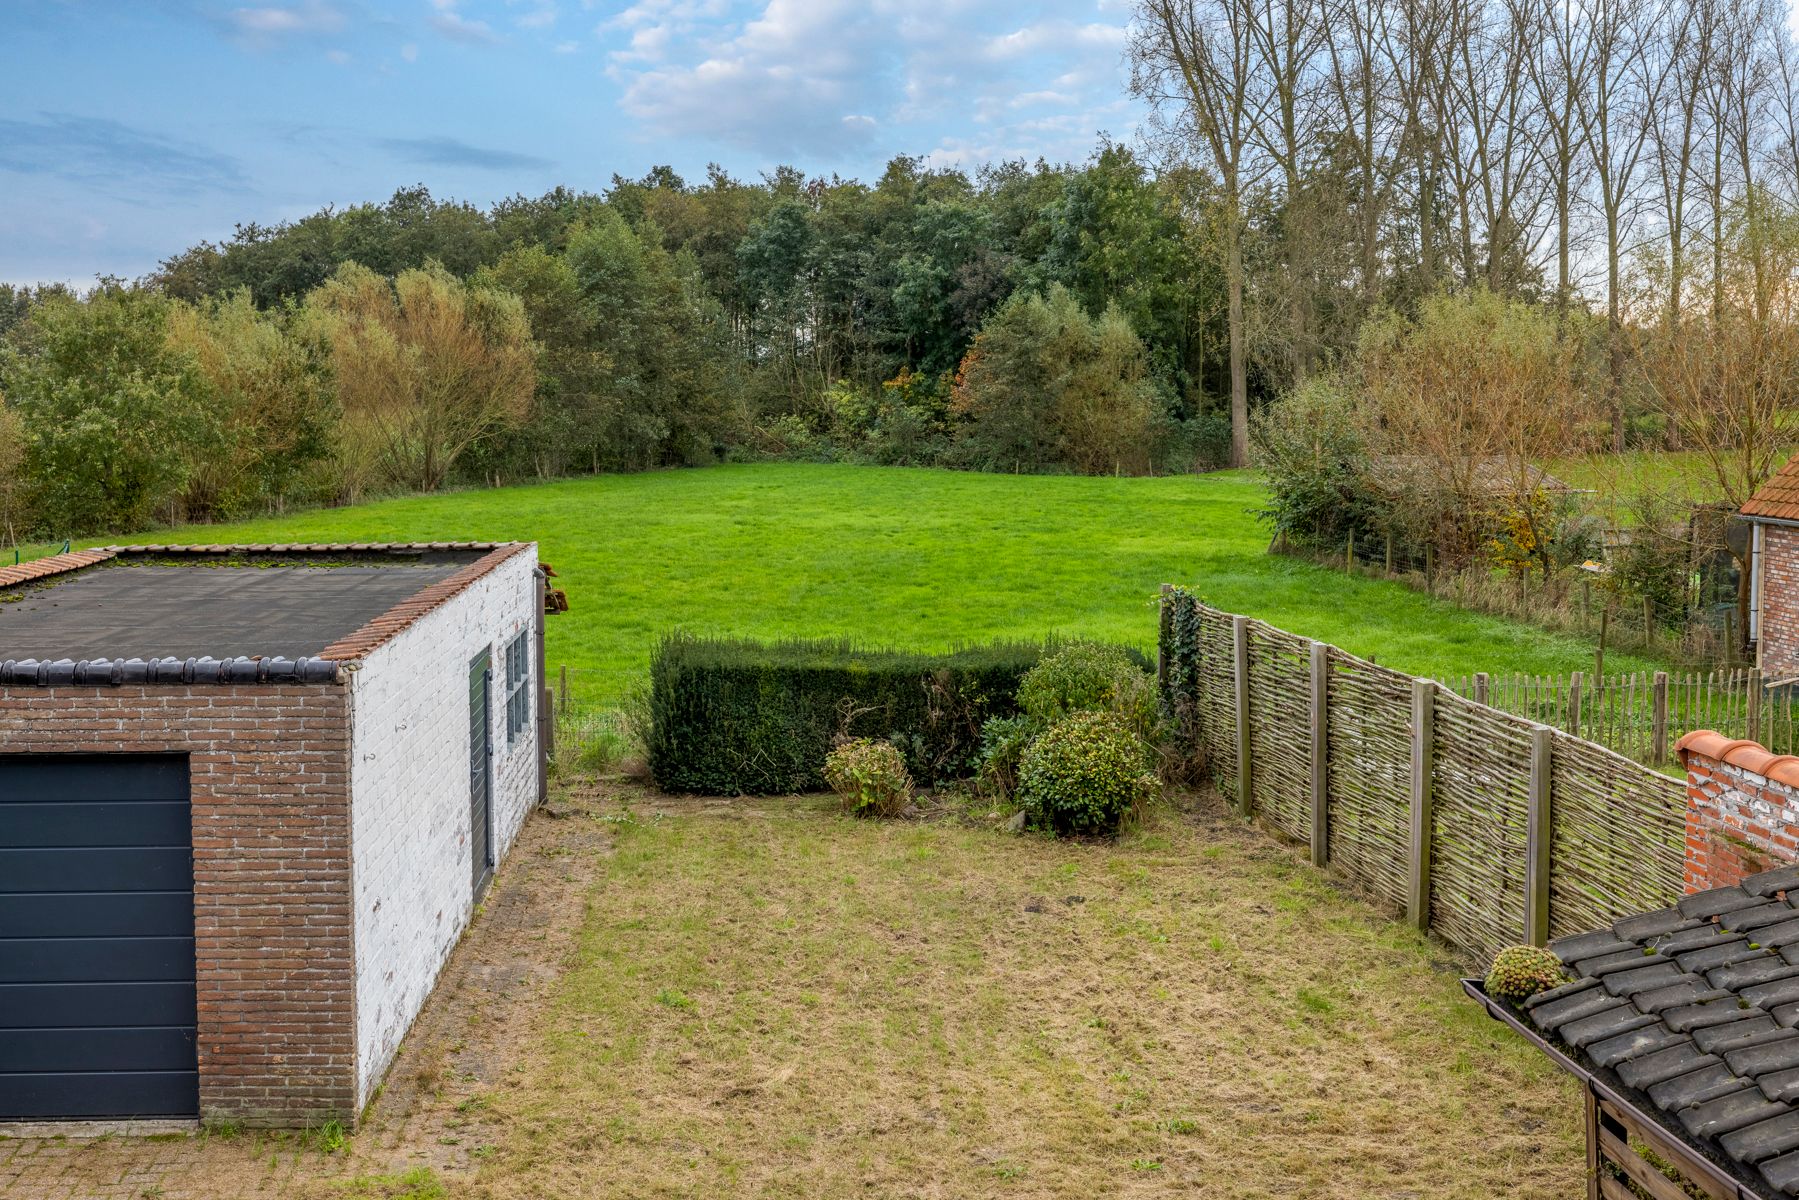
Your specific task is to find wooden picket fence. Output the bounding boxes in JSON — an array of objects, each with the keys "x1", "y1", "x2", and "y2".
[
  {"x1": 1441, "y1": 668, "x2": 1795, "y2": 768},
  {"x1": 1158, "y1": 587, "x2": 1688, "y2": 962}
]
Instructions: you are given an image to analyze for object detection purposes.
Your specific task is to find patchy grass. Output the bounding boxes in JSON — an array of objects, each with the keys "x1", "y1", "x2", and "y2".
[
  {"x1": 56, "y1": 463, "x2": 1660, "y2": 703},
  {"x1": 470, "y1": 786, "x2": 1581, "y2": 1199},
  {"x1": 332, "y1": 1167, "x2": 447, "y2": 1199}
]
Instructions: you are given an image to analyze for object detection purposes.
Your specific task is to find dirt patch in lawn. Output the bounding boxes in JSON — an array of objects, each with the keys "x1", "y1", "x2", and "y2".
[{"x1": 470, "y1": 785, "x2": 1583, "y2": 1199}]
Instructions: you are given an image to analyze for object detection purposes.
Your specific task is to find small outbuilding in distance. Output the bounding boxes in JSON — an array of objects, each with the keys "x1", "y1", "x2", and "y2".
[
  {"x1": 1745, "y1": 457, "x2": 1799, "y2": 681},
  {"x1": 0, "y1": 541, "x2": 553, "y2": 1129}
]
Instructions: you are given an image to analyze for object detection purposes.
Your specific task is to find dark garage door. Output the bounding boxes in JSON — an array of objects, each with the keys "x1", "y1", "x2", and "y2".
[{"x1": 0, "y1": 755, "x2": 198, "y2": 1120}]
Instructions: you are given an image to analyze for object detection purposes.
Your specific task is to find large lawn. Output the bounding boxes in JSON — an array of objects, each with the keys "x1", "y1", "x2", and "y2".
[{"x1": 46, "y1": 463, "x2": 1659, "y2": 703}]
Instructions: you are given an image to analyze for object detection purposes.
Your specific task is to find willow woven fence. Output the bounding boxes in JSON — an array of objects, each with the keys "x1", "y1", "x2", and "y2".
[{"x1": 1158, "y1": 587, "x2": 1688, "y2": 961}]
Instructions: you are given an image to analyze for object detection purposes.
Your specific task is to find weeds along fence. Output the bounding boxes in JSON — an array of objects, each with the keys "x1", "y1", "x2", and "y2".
[
  {"x1": 1439, "y1": 667, "x2": 1799, "y2": 767},
  {"x1": 1159, "y1": 586, "x2": 1688, "y2": 961},
  {"x1": 548, "y1": 666, "x2": 640, "y2": 770}
]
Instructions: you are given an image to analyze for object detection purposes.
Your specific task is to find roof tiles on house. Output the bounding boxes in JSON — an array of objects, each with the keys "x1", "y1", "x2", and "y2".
[
  {"x1": 1525, "y1": 875, "x2": 1799, "y2": 1198},
  {"x1": 1745, "y1": 454, "x2": 1799, "y2": 521}
]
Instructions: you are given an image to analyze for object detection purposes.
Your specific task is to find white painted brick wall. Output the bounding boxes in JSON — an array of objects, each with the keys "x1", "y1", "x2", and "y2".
[{"x1": 347, "y1": 548, "x2": 541, "y2": 1107}]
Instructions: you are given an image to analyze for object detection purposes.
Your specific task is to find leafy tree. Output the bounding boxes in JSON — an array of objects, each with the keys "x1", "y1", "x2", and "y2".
[
  {"x1": 0, "y1": 396, "x2": 25, "y2": 544},
  {"x1": 0, "y1": 286, "x2": 215, "y2": 534},
  {"x1": 566, "y1": 214, "x2": 743, "y2": 469},
  {"x1": 304, "y1": 262, "x2": 534, "y2": 494},
  {"x1": 164, "y1": 292, "x2": 335, "y2": 519},
  {"x1": 951, "y1": 284, "x2": 1161, "y2": 474}
]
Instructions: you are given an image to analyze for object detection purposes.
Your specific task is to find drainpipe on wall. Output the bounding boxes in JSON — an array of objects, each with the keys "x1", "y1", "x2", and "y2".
[
  {"x1": 533, "y1": 565, "x2": 549, "y2": 806},
  {"x1": 1751, "y1": 521, "x2": 1766, "y2": 667}
]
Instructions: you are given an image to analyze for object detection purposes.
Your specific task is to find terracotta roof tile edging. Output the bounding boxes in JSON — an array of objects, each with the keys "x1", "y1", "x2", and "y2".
[
  {"x1": 0, "y1": 548, "x2": 118, "y2": 588},
  {"x1": 0, "y1": 542, "x2": 522, "y2": 595},
  {"x1": 1676, "y1": 729, "x2": 1799, "y2": 789},
  {"x1": 317, "y1": 542, "x2": 534, "y2": 663}
]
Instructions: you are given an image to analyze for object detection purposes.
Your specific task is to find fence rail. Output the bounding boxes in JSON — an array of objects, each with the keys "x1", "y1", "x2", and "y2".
[{"x1": 1159, "y1": 587, "x2": 1688, "y2": 962}]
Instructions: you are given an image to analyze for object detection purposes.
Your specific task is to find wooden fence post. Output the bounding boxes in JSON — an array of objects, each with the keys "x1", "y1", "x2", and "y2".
[
  {"x1": 1407, "y1": 679, "x2": 1436, "y2": 933},
  {"x1": 1156, "y1": 584, "x2": 1172, "y2": 694},
  {"x1": 1474, "y1": 671, "x2": 1489, "y2": 707},
  {"x1": 1652, "y1": 672, "x2": 1669, "y2": 763},
  {"x1": 1568, "y1": 671, "x2": 1583, "y2": 736},
  {"x1": 1309, "y1": 641, "x2": 1329, "y2": 868},
  {"x1": 1385, "y1": 533, "x2": 1394, "y2": 574},
  {"x1": 1750, "y1": 667, "x2": 1764, "y2": 743},
  {"x1": 1233, "y1": 615, "x2": 1252, "y2": 818},
  {"x1": 1525, "y1": 726, "x2": 1553, "y2": 947}
]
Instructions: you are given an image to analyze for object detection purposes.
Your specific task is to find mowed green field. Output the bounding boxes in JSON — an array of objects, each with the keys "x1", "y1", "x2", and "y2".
[{"x1": 33, "y1": 463, "x2": 1664, "y2": 704}]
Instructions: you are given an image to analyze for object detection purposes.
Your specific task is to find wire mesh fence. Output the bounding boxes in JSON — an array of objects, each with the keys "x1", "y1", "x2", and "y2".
[{"x1": 547, "y1": 665, "x2": 643, "y2": 771}]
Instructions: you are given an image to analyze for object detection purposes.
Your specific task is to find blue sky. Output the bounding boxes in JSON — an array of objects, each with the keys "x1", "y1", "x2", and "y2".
[{"x1": 0, "y1": 1, "x2": 1141, "y2": 287}]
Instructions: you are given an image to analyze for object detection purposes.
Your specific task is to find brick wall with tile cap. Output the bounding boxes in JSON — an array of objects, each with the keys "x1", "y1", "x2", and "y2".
[{"x1": 1679, "y1": 731, "x2": 1799, "y2": 894}]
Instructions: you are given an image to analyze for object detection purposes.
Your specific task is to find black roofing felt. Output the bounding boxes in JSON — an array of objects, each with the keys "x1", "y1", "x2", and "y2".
[
  {"x1": 0, "y1": 561, "x2": 465, "y2": 660},
  {"x1": 1530, "y1": 865, "x2": 1799, "y2": 1198}
]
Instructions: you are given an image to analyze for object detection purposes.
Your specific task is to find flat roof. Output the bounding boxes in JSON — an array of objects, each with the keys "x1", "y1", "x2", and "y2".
[{"x1": 0, "y1": 544, "x2": 528, "y2": 667}]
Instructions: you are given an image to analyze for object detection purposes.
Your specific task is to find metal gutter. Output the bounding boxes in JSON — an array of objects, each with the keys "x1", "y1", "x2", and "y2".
[{"x1": 1462, "y1": 979, "x2": 1770, "y2": 1200}]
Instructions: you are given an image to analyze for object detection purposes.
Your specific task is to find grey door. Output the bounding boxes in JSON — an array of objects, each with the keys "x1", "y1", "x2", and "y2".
[
  {"x1": 0, "y1": 755, "x2": 198, "y2": 1119},
  {"x1": 470, "y1": 650, "x2": 494, "y2": 896}
]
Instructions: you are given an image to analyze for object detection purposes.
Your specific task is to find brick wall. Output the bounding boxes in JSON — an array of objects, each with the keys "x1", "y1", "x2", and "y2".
[
  {"x1": 347, "y1": 547, "x2": 540, "y2": 1108},
  {"x1": 0, "y1": 685, "x2": 356, "y2": 1128},
  {"x1": 1760, "y1": 525, "x2": 1799, "y2": 680},
  {"x1": 1678, "y1": 731, "x2": 1799, "y2": 892}
]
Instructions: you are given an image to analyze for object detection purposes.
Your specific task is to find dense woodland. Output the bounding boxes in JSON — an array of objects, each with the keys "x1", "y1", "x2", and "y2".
[{"x1": 7, "y1": 0, "x2": 1799, "y2": 566}]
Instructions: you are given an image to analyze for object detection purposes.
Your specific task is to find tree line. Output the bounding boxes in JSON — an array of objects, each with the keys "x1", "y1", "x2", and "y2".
[
  {"x1": 0, "y1": 150, "x2": 1245, "y2": 543},
  {"x1": 10, "y1": 0, "x2": 1799, "y2": 548}
]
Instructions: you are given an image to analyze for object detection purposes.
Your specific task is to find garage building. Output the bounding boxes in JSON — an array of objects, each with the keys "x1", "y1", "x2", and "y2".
[{"x1": 0, "y1": 541, "x2": 547, "y2": 1128}]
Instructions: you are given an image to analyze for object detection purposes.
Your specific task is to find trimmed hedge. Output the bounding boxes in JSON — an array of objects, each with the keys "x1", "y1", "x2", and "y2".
[{"x1": 647, "y1": 634, "x2": 1148, "y2": 796}]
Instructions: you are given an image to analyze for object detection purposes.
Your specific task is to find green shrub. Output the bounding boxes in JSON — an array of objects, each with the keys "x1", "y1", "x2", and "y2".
[
  {"x1": 823, "y1": 738, "x2": 914, "y2": 817},
  {"x1": 647, "y1": 635, "x2": 1146, "y2": 795},
  {"x1": 1017, "y1": 711, "x2": 1158, "y2": 835},
  {"x1": 1484, "y1": 945, "x2": 1567, "y2": 1002},
  {"x1": 1017, "y1": 641, "x2": 1155, "y2": 734},
  {"x1": 975, "y1": 713, "x2": 1036, "y2": 799}
]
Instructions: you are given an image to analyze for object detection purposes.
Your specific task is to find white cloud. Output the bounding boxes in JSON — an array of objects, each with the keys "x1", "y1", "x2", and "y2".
[
  {"x1": 325, "y1": 48, "x2": 352, "y2": 64},
  {"x1": 221, "y1": 0, "x2": 347, "y2": 46},
  {"x1": 554, "y1": 39, "x2": 580, "y2": 53},
  {"x1": 432, "y1": 12, "x2": 499, "y2": 42},
  {"x1": 400, "y1": 41, "x2": 420, "y2": 61},
  {"x1": 603, "y1": 0, "x2": 1135, "y2": 167},
  {"x1": 514, "y1": 2, "x2": 559, "y2": 29},
  {"x1": 984, "y1": 21, "x2": 1127, "y2": 62},
  {"x1": 430, "y1": 0, "x2": 502, "y2": 44}
]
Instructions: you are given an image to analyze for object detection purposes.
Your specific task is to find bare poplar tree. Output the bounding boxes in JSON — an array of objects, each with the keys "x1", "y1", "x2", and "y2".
[
  {"x1": 1243, "y1": 0, "x2": 1329, "y2": 383},
  {"x1": 1516, "y1": 0, "x2": 1596, "y2": 315},
  {"x1": 1323, "y1": 0, "x2": 1405, "y2": 318},
  {"x1": 1571, "y1": 0, "x2": 1668, "y2": 450},
  {"x1": 1131, "y1": 0, "x2": 1270, "y2": 466}
]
